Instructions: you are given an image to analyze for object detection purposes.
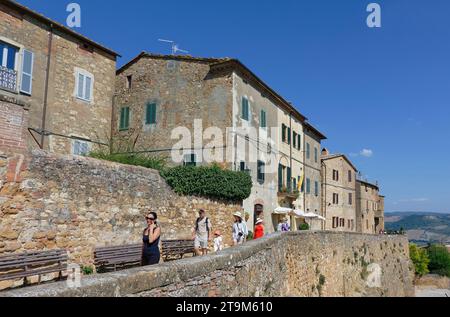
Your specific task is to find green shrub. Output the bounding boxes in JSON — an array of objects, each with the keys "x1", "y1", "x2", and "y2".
[
  {"x1": 89, "y1": 152, "x2": 167, "y2": 171},
  {"x1": 299, "y1": 223, "x2": 310, "y2": 231},
  {"x1": 427, "y1": 244, "x2": 450, "y2": 277},
  {"x1": 247, "y1": 231, "x2": 254, "y2": 241},
  {"x1": 81, "y1": 266, "x2": 94, "y2": 275},
  {"x1": 409, "y1": 244, "x2": 430, "y2": 277},
  {"x1": 160, "y1": 164, "x2": 252, "y2": 201}
]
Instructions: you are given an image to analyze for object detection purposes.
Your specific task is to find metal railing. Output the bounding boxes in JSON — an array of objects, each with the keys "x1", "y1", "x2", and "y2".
[{"x1": 0, "y1": 65, "x2": 17, "y2": 92}]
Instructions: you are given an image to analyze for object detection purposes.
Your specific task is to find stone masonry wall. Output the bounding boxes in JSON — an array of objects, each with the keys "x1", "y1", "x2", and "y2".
[
  {"x1": 0, "y1": 98, "x2": 29, "y2": 152},
  {"x1": 0, "y1": 232, "x2": 415, "y2": 297},
  {"x1": 0, "y1": 150, "x2": 240, "y2": 272}
]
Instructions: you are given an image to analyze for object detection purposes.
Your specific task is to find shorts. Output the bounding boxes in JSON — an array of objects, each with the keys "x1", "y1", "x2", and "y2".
[{"x1": 194, "y1": 236, "x2": 208, "y2": 249}]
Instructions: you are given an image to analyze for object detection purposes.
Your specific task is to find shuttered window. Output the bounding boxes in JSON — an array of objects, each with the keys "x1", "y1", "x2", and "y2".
[
  {"x1": 306, "y1": 143, "x2": 310, "y2": 159},
  {"x1": 146, "y1": 103, "x2": 157, "y2": 125},
  {"x1": 306, "y1": 178, "x2": 311, "y2": 194},
  {"x1": 119, "y1": 107, "x2": 130, "y2": 131},
  {"x1": 20, "y1": 49, "x2": 34, "y2": 94},
  {"x1": 260, "y1": 110, "x2": 267, "y2": 128},
  {"x1": 314, "y1": 181, "x2": 319, "y2": 197},
  {"x1": 242, "y1": 97, "x2": 249, "y2": 121},
  {"x1": 76, "y1": 70, "x2": 93, "y2": 101},
  {"x1": 257, "y1": 160, "x2": 265, "y2": 184}
]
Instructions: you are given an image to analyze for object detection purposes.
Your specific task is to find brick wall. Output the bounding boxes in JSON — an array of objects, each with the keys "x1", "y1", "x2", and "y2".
[{"x1": 0, "y1": 99, "x2": 28, "y2": 151}]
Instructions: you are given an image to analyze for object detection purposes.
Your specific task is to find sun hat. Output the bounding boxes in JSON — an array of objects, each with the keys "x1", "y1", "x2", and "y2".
[
  {"x1": 214, "y1": 230, "x2": 221, "y2": 236},
  {"x1": 233, "y1": 211, "x2": 243, "y2": 219},
  {"x1": 255, "y1": 218, "x2": 263, "y2": 225}
]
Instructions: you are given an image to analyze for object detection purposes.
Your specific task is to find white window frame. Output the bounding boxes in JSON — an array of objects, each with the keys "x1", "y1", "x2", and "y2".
[
  {"x1": 74, "y1": 67, "x2": 94, "y2": 102},
  {"x1": 0, "y1": 36, "x2": 24, "y2": 93}
]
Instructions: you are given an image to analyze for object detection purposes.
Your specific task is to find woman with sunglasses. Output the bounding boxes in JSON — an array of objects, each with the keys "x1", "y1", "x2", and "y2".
[{"x1": 142, "y1": 212, "x2": 161, "y2": 266}]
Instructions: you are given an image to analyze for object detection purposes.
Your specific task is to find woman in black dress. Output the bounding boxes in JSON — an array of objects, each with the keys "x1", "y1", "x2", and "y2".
[{"x1": 142, "y1": 212, "x2": 161, "y2": 266}]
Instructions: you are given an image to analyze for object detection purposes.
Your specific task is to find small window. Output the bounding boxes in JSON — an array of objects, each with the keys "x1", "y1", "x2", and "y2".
[
  {"x1": 333, "y1": 193, "x2": 339, "y2": 205},
  {"x1": 348, "y1": 170, "x2": 352, "y2": 182},
  {"x1": 257, "y1": 160, "x2": 265, "y2": 184},
  {"x1": 297, "y1": 134, "x2": 301, "y2": 150},
  {"x1": 72, "y1": 140, "x2": 89, "y2": 156},
  {"x1": 119, "y1": 107, "x2": 130, "y2": 131},
  {"x1": 306, "y1": 178, "x2": 311, "y2": 194},
  {"x1": 76, "y1": 70, "x2": 93, "y2": 102},
  {"x1": 349, "y1": 193, "x2": 353, "y2": 205},
  {"x1": 240, "y1": 161, "x2": 246, "y2": 172},
  {"x1": 287, "y1": 127, "x2": 291, "y2": 145},
  {"x1": 146, "y1": 103, "x2": 157, "y2": 125},
  {"x1": 126, "y1": 75, "x2": 132, "y2": 89},
  {"x1": 242, "y1": 97, "x2": 249, "y2": 121},
  {"x1": 260, "y1": 110, "x2": 267, "y2": 128},
  {"x1": 314, "y1": 181, "x2": 319, "y2": 197},
  {"x1": 314, "y1": 147, "x2": 318, "y2": 163},
  {"x1": 183, "y1": 154, "x2": 197, "y2": 167},
  {"x1": 333, "y1": 170, "x2": 339, "y2": 181},
  {"x1": 282, "y1": 124, "x2": 287, "y2": 142},
  {"x1": 306, "y1": 143, "x2": 310, "y2": 159}
]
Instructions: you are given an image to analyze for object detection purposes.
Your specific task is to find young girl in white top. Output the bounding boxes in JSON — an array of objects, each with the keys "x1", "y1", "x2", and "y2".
[{"x1": 213, "y1": 230, "x2": 224, "y2": 252}]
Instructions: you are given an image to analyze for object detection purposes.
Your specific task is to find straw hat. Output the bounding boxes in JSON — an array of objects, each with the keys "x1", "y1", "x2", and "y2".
[
  {"x1": 214, "y1": 230, "x2": 221, "y2": 236},
  {"x1": 233, "y1": 211, "x2": 243, "y2": 219},
  {"x1": 255, "y1": 218, "x2": 263, "y2": 225}
]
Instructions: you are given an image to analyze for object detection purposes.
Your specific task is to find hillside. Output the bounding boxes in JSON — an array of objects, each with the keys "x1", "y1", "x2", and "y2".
[{"x1": 385, "y1": 212, "x2": 450, "y2": 245}]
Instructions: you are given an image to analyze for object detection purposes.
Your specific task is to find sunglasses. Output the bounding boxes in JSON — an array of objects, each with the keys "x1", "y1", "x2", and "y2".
[{"x1": 146, "y1": 217, "x2": 155, "y2": 221}]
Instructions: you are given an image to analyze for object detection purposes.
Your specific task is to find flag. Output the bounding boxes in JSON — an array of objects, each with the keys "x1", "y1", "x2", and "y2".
[{"x1": 298, "y1": 173, "x2": 304, "y2": 191}]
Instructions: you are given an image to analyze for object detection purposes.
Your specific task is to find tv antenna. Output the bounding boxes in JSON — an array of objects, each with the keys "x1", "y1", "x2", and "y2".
[{"x1": 158, "y1": 39, "x2": 189, "y2": 55}]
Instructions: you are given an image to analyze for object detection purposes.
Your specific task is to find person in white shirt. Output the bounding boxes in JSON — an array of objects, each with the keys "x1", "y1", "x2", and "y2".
[
  {"x1": 213, "y1": 230, "x2": 224, "y2": 252},
  {"x1": 232, "y1": 211, "x2": 248, "y2": 246}
]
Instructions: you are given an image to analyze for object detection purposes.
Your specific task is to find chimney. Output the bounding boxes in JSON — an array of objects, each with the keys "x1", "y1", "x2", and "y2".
[{"x1": 321, "y1": 148, "x2": 330, "y2": 156}]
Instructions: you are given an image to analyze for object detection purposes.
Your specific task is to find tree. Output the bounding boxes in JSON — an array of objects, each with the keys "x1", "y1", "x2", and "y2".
[
  {"x1": 409, "y1": 244, "x2": 430, "y2": 277},
  {"x1": 427, "y1": 244, "x2": 450, "y2": 277}
]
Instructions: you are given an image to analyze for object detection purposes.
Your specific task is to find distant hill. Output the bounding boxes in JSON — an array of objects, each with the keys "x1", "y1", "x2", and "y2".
[{"x1": 385, "y1": 212, "x2": 450, "y2": 245}]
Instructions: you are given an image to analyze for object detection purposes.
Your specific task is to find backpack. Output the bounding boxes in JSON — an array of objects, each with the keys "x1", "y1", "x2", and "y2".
[{"x1": 196, "y1": 217, "x2": 210, "y2": 235}]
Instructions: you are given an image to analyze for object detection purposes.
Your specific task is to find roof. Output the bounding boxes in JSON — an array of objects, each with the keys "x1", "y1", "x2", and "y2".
[
  {"x1": 304, "y1": 122, "x2": 327, "y2": 140},
  {"x1": 117, "y1": 52, "x2": 313, "y2": 126},
  {"x1": 357, "y1": 179, "x2": 379, "y2": 190},
  {"x1": 321, "y1": 153, "x2": 358, "y2": 172},
  {"x1": 3, "y1": 0, "x2": 120, "y2": 58}
]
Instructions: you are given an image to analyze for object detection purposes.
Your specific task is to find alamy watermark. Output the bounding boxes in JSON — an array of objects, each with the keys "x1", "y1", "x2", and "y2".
[
  {"x1": 367, "y1": 3, "x2": 381, "y2": 28},
  {"x1": 66, "y1": 3, "x2": 81, "y2": 28}
]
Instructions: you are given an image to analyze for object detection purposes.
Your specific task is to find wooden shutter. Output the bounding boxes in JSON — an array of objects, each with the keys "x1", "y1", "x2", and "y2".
[
  {"x1": 146, "y1": 103, "x2": 157, "y2": 124},
  {"x1": 20, "y1": 49, "x2": 34, "y2": 94}
]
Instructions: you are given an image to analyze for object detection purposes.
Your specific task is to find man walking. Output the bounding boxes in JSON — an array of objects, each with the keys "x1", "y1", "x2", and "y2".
[{"x1": 193, "y1": 209, "x2": 212, "y2": 256}]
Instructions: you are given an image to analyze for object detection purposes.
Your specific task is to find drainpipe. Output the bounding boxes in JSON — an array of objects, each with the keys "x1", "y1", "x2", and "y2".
[
  {"x1": 321, "y1": 160, "x2": 327, "y2": 231},
  {"x1": 40, "y1": 24, "x2": 54, "y2": 149}
]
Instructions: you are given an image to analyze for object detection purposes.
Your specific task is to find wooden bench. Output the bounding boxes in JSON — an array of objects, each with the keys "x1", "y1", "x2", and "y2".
[
  {"x1": 94, "y1": 240, "x2": 196, "y2": 272},
  {"x1": 0, "y1": 249, "x2": 68, "y2": 285}
]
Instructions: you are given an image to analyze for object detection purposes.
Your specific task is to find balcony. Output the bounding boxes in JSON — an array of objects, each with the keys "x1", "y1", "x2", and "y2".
[
  {"x1": 278, "y1": 185, "x2": 300, "y2": 200},
  {"x1": 0, "y1": 66, "x2": 17, "y2": 93}
]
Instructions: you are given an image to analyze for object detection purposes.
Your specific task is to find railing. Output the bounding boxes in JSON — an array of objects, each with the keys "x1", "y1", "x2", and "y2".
[{"x1": 0, "y1": 66, "x2": 17, "y2": 92}]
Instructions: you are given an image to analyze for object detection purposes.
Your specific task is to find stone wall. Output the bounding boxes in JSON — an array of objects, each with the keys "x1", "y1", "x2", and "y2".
[
  {"x1": 0, "y1": 150, "x2": 240, "y2": 270},
  {"x1": 0, "y1": 232, "x2": 415, "y2": 297}
]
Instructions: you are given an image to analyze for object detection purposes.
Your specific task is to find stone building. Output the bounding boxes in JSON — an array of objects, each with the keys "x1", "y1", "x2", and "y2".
[
  {"x1": 356, "y1": 179, "x2": 385, "y2": 234},
  {"x1": 114, "y1": 53, "x2": 326, "y2": 233},
  {"x1": 0, "y1": 0, "x2": 119, "y2": 155},
  {"x1": 321, "y1": 149, "x2": 358, "y2": 232}
]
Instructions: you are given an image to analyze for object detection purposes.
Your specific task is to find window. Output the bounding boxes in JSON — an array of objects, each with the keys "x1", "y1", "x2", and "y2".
[
  {"x1": 183, "y1": 154, "x2": 197, "y2": 167},
  {"x1": 340, "y1": 219, "x2": 345, "y2": 227},
  {"x1": 287, "y1": 167, "x2": 292, "y2": 191},
  {"x1": 146, "y1": 103, "x2": 157, "y2": 125},
  {"x1": 332, "y1": 217, "x2": 339, "y2": 229},
  {"x1": 366, "y1": 200, "x2": 369, "y2": 211},
  {"x1": 314, "y1": 147, "x2": 318, "y2": 163},
  {"x1": 293, "y1": 177, "x2": 297, "y2": 191},
  {"x1": 314, "y1": 181, "x2": 319, "y2": 197},
  {"x1": 119, "y1": 107, "x2": 130, "y2": 131},
  {"x1": 126, "y1": 75, "x2": 132, "y2": 89},
  {"x1": 306, "y1": 143, "x2": 310, "y2": 159},
  {"x1": 0, "y1": 42, "x2": 18, "y2": 70},
  {"x1": 287, "y1": 127, "x2": 291, "y2": 145},
  {"x1": 293, "y1": 132, "x2": 297, "y2": 148},
  {"x1": 72, "y1": 140, "x2": 89, "y2": 156},
  {"x1": 76, "y1": 70, "x2": 93, "y2": 101},
  {"x1": 349, "y1": 193, "x2": 353, "y2": 205},
  {"x1": 306, "y1": 178, "x2": 311, "y2": 194},
  {"x1": 332, "y1": 170, "x2": 339, "y2": 181},
  {"x1": 282, "y1": 124, "x2": 287, "y2": 142},
  {"x1": 348, "y1": 170, "x2": 352, "y2": 182},
  {"x1": 278, "y1": 164, "x2": 286, "y2": 191},
  {"x1": 242, "y1": 97, "x2": 249, "y2": 121},
  {"x1": 260, "y1": 110, "x2": 267, "y2": 128},
  {"x1": 19, "y1": 49, "x2": 34, "y2": 95},
  {"x1": 297, "y1": 134, "x2": 301, "y2": 150},
  {"x1": 240, "y1": 161, "x2": 246, "y2": 172},
  {"x1": 333, "y1": 193, "x2": 339, "y2": 205},
  {"x1": 257, "y1": 160, "x2": 265, "y2": 184}
]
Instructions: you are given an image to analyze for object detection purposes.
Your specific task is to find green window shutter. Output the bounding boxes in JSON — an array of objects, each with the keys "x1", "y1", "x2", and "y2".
[
  {"x1": 260, "y1": 110, "x2": 266, "y2": 128},
  {"x1": 298, "y1": 134, "x2": 301, "y2": 150},
  {"x1": 287, "y1": 167, "x2": 292, "y2": 192},
  {"x1": 120, "y1": 107, "x2": 130, "y2": 130},
  {"x1": 278, "y1": 164, "x2": 283, "y2": 191},
  {"x1": 306, "y1": 178, "x2": 311, "y2": 194},
  {"x1": 306, "y1": 143, "x2": 310, "y2": 159},
  {"x1": 287, "y1": 128, "x2": 291, "y2": 144},
  {"x1": 242, "y1": 97, "x2": 249, "y2": 121},
  {"x1": 146, "y1": 103, "x2": 157, "y2": 124}
]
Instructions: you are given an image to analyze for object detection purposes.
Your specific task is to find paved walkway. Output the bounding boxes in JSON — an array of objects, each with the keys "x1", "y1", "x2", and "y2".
[{"x1": 415, "y1": 287, "x2": 450, "y2": 297}]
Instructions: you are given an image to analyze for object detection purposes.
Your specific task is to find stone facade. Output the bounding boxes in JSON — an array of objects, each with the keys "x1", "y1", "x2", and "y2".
[
  {"x1": 321, "y1": 150, "x2": 358, "y2": 232},
  {"x1": 0, "y1": 1, "x2": 118, "y2": 155},
  {"x1": 0, "y1": 96, "x2": 28, "y2": 151},
  {"x1": 0, "y1": 232, "x2": 415, "y2": 297},
  {"x1": 356, "y1": 180, "x2": 384, "y2": 234},
  {"x1": 0, "y1": 150, "x2": 241, "y2": 289}
]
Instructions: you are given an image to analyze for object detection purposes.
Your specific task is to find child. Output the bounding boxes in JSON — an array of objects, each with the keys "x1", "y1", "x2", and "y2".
[
  {"x1": 213, "y1": 230, "x2": 224, "y2": 252},
  {"x1": 254, "y1": 218, "x2": 265, "y2": 239}
]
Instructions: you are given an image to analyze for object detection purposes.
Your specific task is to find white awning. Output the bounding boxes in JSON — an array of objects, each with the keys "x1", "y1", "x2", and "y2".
[
  {"x1": 273, "y1": 207, "x2": 293, "y2": 215},
  {"x1": 292, "y1": 209, "x2": 306, "y2": 218}
]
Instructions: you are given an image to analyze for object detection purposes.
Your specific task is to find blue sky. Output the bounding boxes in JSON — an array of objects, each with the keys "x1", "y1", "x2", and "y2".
[{"x1": 18, "y1": 0, "x2": 450, "y2": 213}]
